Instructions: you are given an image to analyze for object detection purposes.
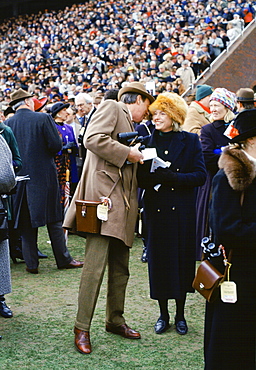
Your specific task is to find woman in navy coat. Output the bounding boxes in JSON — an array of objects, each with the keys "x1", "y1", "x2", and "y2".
[
  {"x1": 137, "y1": 92, "x2": 206, "y2": 335},
  {"x1": 196, "y1": 88, "x2": 237, "y2": 259}
]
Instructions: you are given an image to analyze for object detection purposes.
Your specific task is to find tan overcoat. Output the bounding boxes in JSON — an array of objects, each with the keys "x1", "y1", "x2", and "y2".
[
  {"x1": 183, "y1": 101, "x2": 211, "y2": 136},
  {"x1": 63, "y1": 100, "x2": 138, "y2": 248}
]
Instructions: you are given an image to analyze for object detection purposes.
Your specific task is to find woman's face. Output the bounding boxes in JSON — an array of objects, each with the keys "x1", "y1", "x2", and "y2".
[
  {"x1": 57, "y1": 108, "x2": 69, "y2": 121},
  {"x1": 152, "y1": 110, "x2": 173, "y2": 132},
  {"x1": 210, "y1": 100, "x2": 228, "y2": 121}
]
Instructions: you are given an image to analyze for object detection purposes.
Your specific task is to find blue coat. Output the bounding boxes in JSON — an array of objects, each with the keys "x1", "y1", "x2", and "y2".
[
  {"x1": 6, "y1": 108, "x2": 63, "y2": 228},
  {"x1": 138, "y1": 129, "x2": 206, "y2": 299}
]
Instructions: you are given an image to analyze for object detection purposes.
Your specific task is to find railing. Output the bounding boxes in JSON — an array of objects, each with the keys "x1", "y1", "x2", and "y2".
[{"x1": 181, "y1": 19, "x2": 256, "y2": 98}]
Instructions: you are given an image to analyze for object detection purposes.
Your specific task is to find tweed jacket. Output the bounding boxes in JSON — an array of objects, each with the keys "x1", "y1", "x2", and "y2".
[{"x1": 63, "y1": 100, "x2": 138, "y2": 248}]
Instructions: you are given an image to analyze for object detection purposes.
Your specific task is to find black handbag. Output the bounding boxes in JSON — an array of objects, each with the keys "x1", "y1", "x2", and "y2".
[{"x1": 0, "y1": 207, "x2": 8, "y2": 243}]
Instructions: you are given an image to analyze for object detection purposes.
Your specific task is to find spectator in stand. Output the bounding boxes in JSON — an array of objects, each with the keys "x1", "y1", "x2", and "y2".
[
  {"x1": 207, "y1": 32, "x2": 224, "y2": 59},
  {"x1": 176, "y1": 60, "x2": 195, "y2": 90}
]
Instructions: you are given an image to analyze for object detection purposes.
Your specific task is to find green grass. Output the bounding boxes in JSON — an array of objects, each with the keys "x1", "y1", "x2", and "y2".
[{"x1": 0, "y1": 227, "x2": 205, "y2": 369}]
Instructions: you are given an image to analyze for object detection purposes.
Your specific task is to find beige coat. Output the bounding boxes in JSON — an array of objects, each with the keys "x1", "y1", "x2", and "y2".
[
  {"x1": 63, "y1": 100, "x2": 138, "y2": 247},
  {"x1": 183, "y1": 101, "x2": 211, "y2": 136}
]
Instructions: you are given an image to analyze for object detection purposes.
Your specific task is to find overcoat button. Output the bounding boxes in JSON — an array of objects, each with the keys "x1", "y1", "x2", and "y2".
[
  {"x1": 157, "y1": 209, "x2": 161, "y2": 212},
  {"x1": 172, "y1": 207, "x2": 175, "y2": 210}
]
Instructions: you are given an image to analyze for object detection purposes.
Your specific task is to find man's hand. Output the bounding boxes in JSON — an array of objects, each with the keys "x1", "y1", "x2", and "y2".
[{"x1": 127, "y1": 143, "x2": 144, "y2": 164}]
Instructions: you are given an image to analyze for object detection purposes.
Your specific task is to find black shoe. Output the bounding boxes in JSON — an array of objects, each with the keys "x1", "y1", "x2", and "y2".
[
  {"x1": 10, "y1": 248, "x2": 24, "y2": 264},
  {"x1": 38, "y1": 250, "x2": 48, "y2": 259},
  {"x1": 141, "y1": 247, "x2": 148, "y2": 263},
  {"x1": 154, "y1": 317, "x2": 170, "y2": 334},
  {"x1": 0, "y1": 301, "x2": 13, "y2": 318},
  {"x1": 175, "y1": 317, "x2": 188, "y2": 335}
]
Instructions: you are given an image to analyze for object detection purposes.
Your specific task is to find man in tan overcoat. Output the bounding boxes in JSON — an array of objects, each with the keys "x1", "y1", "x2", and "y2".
[{"x1": 63, "y1": 82, "x2": 154, "y2": 354}]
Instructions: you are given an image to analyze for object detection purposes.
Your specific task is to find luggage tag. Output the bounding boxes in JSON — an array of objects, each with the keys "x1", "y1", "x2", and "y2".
[
  {"x1": 220, "y1": 261, "x2": 237, "y2": 303},
  {"x1": 97, "y1": 197, "x2": 112, "y2": 221},
  {"x1": 221, "y1": 282, "x2": 237, "y2": 303}
]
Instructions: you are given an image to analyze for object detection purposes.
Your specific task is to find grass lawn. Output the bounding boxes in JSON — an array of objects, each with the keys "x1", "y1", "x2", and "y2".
[{"x1": 0, "y1": 227, "x2": 205, "y2": 369}]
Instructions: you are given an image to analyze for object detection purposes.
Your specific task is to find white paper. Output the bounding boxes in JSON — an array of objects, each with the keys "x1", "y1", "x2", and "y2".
[
  {"x1": 15, "y1": 175, "x2": 30, "y2": 181},
  {"x1": 150, "y1": 157, "x2": 171, "y2": 191},
  {"x1": 141, "y1": 147, "x2": 157, "y2": 161},
  {"x1": 150, "y1": 157, "x2": 170, "y2": 172}
]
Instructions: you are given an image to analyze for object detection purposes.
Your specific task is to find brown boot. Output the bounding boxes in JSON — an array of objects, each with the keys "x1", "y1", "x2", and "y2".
[{"x1": 74, "y1": 327, "x2": 91, "y2": 354}]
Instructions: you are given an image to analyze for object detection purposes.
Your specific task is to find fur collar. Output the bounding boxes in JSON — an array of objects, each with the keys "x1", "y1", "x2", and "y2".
[{"x1": 218, "y1": 146, "x2": 256, "y2": 191}]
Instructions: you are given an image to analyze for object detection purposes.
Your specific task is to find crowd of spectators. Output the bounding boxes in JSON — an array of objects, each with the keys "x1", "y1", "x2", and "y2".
[{"x1": 0, "y1": 0, "x2": 255, "y2": 105}]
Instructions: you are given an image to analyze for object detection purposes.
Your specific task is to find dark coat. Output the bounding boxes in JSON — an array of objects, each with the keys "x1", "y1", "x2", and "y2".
[
  {"x1": 204, "y1": 147, "x2": 256, "y2": 369},
  {"x1": 196, "y1": 120, "x2": 230, "y2": 259},
  {"x1": 137, "y1": 129, "x2": 206, "y2": 300},
  {"x1": 6, "y1": 108, "x2": 63, "y2": 228}
]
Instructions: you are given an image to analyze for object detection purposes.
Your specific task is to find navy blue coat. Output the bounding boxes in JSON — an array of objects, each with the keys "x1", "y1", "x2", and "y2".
[
  {"x1": 195, "y1": 120, "x2": 230, "y2": 259},
  {"x1": 137, "y1": 129, "x2": 206, "y2": 300},
  {"x1": 6, "y1": 108, "x2": 63, "y2": 228}
]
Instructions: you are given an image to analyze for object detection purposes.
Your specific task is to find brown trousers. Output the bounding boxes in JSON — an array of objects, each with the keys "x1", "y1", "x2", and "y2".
[{"x1": 75, "y1": 234, "x2": 130, "y2": 331}]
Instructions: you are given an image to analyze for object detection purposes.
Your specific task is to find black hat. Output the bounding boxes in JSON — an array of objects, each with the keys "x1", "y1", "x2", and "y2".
[
  {"x1": 50, "y1": 102, "x2": 70, "y2": 117},
  {"x1": 230, "y1": 109, "x2": 256, "y2": 143}
]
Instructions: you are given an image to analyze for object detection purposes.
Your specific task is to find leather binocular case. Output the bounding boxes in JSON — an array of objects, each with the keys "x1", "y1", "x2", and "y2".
[{"x1": 75, "y1": 200, "x2": 101, "y2": 234}]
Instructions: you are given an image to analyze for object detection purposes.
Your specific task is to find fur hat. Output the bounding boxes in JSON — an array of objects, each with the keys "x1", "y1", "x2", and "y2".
[
  {"x1": 196, "y1": 84, "x2": 214, "y2": 101},
  {"x1": 118, "y1": 82, "x2": 155, "y2": 103},
  {"x1": 149, "y1": 92, "x2": 188, "y2": 125},
  {"x1": 209, "y1": 87, "x2": 237, "y2": 112}
]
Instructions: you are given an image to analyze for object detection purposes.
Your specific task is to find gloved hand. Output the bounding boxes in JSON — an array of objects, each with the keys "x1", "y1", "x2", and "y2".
[
  {"x1": 62, "y1": 141, "x2": 76, "y2": 150},
  {"x1": 154, "y1": 166, "x2": 176, "y2": 185}
]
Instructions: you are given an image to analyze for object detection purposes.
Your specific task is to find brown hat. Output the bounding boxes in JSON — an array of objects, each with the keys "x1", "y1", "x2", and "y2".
[
  {"x1": 118, "y1": 82, "x2": 155, "y2": 103},
  {"x1": 236, "y1": 88, "x2": 255, "y2": 102},
  {"x1": 9, "y1": 88, "x2": 33, "y2": 106}
]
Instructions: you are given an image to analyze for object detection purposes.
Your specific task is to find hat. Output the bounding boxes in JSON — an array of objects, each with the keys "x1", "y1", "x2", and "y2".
[
  {"x1": 127, "y1": 66, "x2": 135, "y2": 71},
  {"x1": 209, "y1": 88, "x2": 237, "y2": 112},
  {"x1": 236, "y1": 88, "x2": 255, "y2": 103},
  {"x1": 9, "y1": 88, "x2": 33, "y2": 106},
  {"x1": 118, "y1": 82, "x2": 155, "y2": 103},
  {"x1": 32, "y1": 97, "x2": 48, "y2": 112},
  {"x1": 149, "y1": 92, "x2": 188, "y2": 126},
  {"x1": 229, "y1": 109, "x2": 256, "y2": 143},
  {"x1": 50, "y1": 102, "x2": 70, "y2": 117},
  {"x1": 196, "y1": 84, "x2": 214, "y2": 101}
]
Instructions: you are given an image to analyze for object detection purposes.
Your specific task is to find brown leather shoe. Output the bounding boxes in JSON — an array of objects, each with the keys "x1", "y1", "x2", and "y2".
[
  {"x1": 106, "y1": 323, "x2": 141, "y2": 339},
  {"x1": 74, "y1": 327, "x2": 91, "y2": 354},
  {"x1": 26, "y1": 267, "x2": 39, "y2": 274},
  {"x1": 60, "y1": 260, "x2": 84, "y2": 269}
]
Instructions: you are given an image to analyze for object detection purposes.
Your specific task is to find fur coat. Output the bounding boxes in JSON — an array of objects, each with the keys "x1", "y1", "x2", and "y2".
[{"x1": 204, "y1": 145, "x2": 256, "y2": 369}]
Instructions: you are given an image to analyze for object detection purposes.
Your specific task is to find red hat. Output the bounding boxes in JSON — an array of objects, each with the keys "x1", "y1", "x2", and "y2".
[{"x1": 33, "y1": 97, "x2": 48, "y2": 112}]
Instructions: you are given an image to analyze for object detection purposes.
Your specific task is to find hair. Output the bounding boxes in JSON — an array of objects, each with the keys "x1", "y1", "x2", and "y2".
[
  {"x1": 120, "y1": 92, "x2": 147, "y2": 104},
  {"x1": 75, "y1": 92, "x2": 93, "y2": 104},
  {"x1": 12, "y1": 100, "x2": 26, "y2": 110},
  {"x1": 240, "y1": 102, "x2": 255, "y2": 109},
  {"x1": 104, "y1": 89, "x2": 119, "y2": 101}
]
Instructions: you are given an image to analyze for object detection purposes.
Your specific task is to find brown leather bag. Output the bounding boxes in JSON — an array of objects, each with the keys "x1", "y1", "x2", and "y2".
[
  {"x1": 75, "y1": 200, "x2": 102, "y2": 234},
  {"x1": 192, "y1": 260, "x2": 225, "y2": 303}
]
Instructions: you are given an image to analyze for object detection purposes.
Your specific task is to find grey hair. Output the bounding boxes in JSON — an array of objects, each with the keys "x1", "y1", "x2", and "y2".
[
  {"x1": 75, "y1": 92, "x2": 93, "y2": 104},
  {"x1": 12, "y1": 100, "x2": 26, "y2": 111},
  {"x1": 120, "y1": 92, "x2": 147, "y2": 104}
]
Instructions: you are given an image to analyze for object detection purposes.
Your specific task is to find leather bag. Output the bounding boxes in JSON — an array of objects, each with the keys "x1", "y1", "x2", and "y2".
[
  {"x1": 192, "y1": 260, "x2": 225, "y2": 303},
  {"x1": 75, "y1": 200, "x2": 101, "y2": 234}
]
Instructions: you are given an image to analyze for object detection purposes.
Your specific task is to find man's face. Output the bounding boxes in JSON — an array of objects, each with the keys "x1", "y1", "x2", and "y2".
[
  {"x1": 76, "y1": 97, "x2": 92, "y2": 116},
  {"x1": 131, "y1": 97, "x2": 151, "y2": 123}
]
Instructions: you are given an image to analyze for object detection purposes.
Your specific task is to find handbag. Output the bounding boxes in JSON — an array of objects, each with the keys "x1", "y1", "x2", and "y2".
[
  {"x1": 0, "y1": 207, "x2": 8, "y2": 243},
  {"x1": 192, "y1": 239, "x2": 232, "y2": 303},
  {"x1": 75, "y1": 200, "x2": 102, "y2": 234}
]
